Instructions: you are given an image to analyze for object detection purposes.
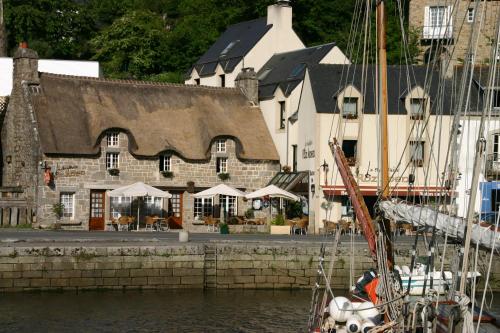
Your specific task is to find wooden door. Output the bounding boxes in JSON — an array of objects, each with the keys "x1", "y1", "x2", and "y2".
[
  {"x1": 168, "y1": 193, "x2": 183, "y2": 229},
  {"x1": 89, "y1": 190, "x2": 105, "y2": 230}
]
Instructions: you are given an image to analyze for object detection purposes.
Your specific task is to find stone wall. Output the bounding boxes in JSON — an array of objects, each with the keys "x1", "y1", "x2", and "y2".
[
  {"x1": 0, "y1": 242, "x2": 498, "y2": 292},
  {"x1": 37, "y1": 132, "x2": 279, "y2": 228}
]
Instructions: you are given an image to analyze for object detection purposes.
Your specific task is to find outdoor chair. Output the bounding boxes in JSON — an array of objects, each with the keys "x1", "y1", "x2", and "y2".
[
  {"x1": 145, "y1": 216, "x2": 155, "y2": 231},
  {"x1": 204, "y1": 216, "x2": 219, "y2": 232},
  {"x1": 294, "y1": 217, "x2": 308, "y2": 235},
  {"x1": 323, "y1": 220, "x2": 337, "y2": 235},
  {"x1": 255, "y1": 217, "x2": 266, "y2": 225},
  {"x1": 118, "y1": 216, "x2": 130, "y2": 231}
]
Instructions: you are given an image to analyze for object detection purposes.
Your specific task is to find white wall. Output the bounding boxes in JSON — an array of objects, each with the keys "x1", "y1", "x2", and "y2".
[{"x1": 0, "y1": 58, "x2": 100, "y2": 96}]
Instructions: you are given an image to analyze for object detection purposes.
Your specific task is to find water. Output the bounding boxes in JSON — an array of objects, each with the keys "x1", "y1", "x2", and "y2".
[
  {"x1": 0, "y1": 290, "x2": 498, "y2": 332},
  {"x1": 0, "y1": 290, "x2": 313, "y2": 333}
]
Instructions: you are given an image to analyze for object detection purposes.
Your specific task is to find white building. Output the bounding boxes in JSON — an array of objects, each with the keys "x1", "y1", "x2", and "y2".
[
  {"x1": 0, "y1": 57, "x2": 100, "y2": 96},
  {"x1": 184, "y1": 1, "x2": 304, "y2": 88}
]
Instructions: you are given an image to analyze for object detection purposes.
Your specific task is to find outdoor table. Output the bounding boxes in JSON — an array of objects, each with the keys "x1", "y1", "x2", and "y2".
[{"x1": 151, "y1": 217, "x2": 167, "y2": 231}]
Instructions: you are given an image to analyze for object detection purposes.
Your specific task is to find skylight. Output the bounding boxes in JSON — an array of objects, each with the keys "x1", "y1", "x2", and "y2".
[
  {"x1": 288, "y1": 63, "x2": 306, "y2": 78},
  {"x1": 220, "y1": 40, "x2": 239, "y2": 58},
  {"x1": 258, "y1": 68, "x2": 273, "y2": 81}
]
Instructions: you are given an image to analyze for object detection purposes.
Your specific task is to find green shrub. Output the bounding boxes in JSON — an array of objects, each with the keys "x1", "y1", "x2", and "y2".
[
  {"x1": 271, "y1": 214, "x2": 285, "y2": 226},
  {"x1": 220, "y1": 223, "x2": 229, "y2": 234},
  {"x1": 52, "y1": 203, "x2": 64, "y2": 219},
  {"x1": 244, "y1": 208, "x2": 254, "y2": 219},
  {"x1": 286, "y1": 201, "x2": 303, "y2": 219},
  {"x1": 228, "y1": 216, "x2": 239, "y2": 225}
]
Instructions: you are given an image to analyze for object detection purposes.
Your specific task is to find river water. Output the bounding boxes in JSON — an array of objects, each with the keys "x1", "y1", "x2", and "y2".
[{"x1": 0, "y1": 290, "x2": 498, "y2": 332}]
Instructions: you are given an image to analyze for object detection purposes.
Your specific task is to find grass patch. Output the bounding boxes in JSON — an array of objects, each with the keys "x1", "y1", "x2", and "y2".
[{"x1": 0, "y1": 223, "x2": 32, "y2": 229}]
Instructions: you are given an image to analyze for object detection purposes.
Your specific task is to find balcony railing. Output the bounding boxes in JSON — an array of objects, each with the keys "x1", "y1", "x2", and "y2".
[
  {"x1": 485, "y1": 154, "x2": 500, "y2": 178},
  {"x1": 422, "y1": 25, "x2": 453, "y2": 40}
]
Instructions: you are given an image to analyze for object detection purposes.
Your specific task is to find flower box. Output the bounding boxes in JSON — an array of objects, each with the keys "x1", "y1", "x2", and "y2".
[
  {"x1": 161, "y1": 170, "x2": 174, "y2": 178},
  {"x1": 218, "y1": 173, "x2": 230, "y2": 181},
  {"x1": 108, "y1": 168, "x2": 120, "y2": 176},
  {"x1": 270, "y1": 225, "x2": 291, "y2": 235}
]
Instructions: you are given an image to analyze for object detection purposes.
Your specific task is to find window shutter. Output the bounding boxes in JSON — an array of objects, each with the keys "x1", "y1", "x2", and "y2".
[
  {"x1": 446, "y1": 6, "x2": 453, "y2": 37},
  {"x1": 159, "y1": 155, "x2": 164, "y2": 171},
  {"x1": 423, "y1": 6, "x2": 430, "y2": 37}
]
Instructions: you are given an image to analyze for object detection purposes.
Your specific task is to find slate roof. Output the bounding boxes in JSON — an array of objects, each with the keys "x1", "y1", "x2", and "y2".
[
  {"x1": 29, "y1": 73, "x2": 279, "y2": 161},
  {"x1": 190, "y1": 18, "x2": 272, "y2": 78},
  {"x1": 308, "y1": 64, "x2": 454, "y2": 115},
  {"x1": 258, "y1": 43, "x2": 337, "y2": 100}
]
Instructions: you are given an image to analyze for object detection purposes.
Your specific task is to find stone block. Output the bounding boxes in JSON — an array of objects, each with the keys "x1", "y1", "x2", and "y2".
[
  {"x1": 52, "y1": 262, "x2": 75, "y2": 270},
  {"x1": 224, "y1": 269, "x2": 242, "y2": 277},
  {"x1": 51, "y1": 278, "x2": 69, "y2": 287},
  {"x1": 60, "y1": 270, "x2": 82, "y2": 278},
  {"x1": 273, "y1": 283, "x2": 292, "y2": 289},
  {"x1": 102, "y1": 278, "x2": 119, "y2": 286},
  {"x1": 122, "y1": 262, "x2": 141, "y2": 269},
  {"x1": 101, "y1": 270, "x2": 116, "y2": 278},
  {"x1": 294, "y1": 277, "x2": 310, "y2": 285},
  {"x1": 82, "y1": 270, "x2": 102, "y2": 278},
  {"x1": 147, "y1": 277, "x2": 163, "y2": 285},
  {"x1": 95, "y1": 262, "x2": 121, "y2": 270},
  {"x1": 163, "y1": 276, "x2": 181, "y2": 284},
  {"x1": 74, "y1": 262, "x2": 95, "y2": 270},
  {"x1": 0, "y1": 264, "x2": 13, "y2": 272},
  {"x1": 181, "y1": 276, "x2": 203, "y2": 285},
  {"x1": 266, "y1": 276, "x2": 279, "y2": 283},
  {"x1": 130, "y1": 268, "x2": 160, "y2": 277},
  {"x1": 159, "y1": 268, "x2": 173, "y2": 277},
  {"x1": 288, "y1": 269, "x2": 305, "y2": 277},
  {"x1": 0, "y1": 279, "x2": 14, "y2": 287},
  {"x1": 114, "y1": 269, "x2": 130, "y2": 278},
  {"x1": 30, "y1": 279, "x2": 51, "y2": 287},
  {"x1": 13, "y1": 279, "x2": 29, "y2": 287},
  {"x1": 1, "y1": 271, "x2": 21, "y2": 279},
  {"x1": 234, "y1": 276, "x2": 254, "y2": 284},
  {"x1": 243, "y1": 283, "x2": 257, "y2": 289},
  {"x1": 22, "y1": 270, "x2": 42, "y2": 278},
  {"x1": 131, "y1": 277, "x2": 148, "y2": 285},
  {"x1": 173, "y1": 268, "x2": 203, "y2": 276},
  {"x1": 278, "y1": 276, "x2": 295, "y2": 284},
  {"x1": 254, "y1": 276, "x2": 266, "y2": 283},
  {"x1": 119, "y1": 277, "x2": 131, "y2": 285},
  {"x1": 216, "y1": 276, "x2": 234, "y2": 284},
  {"x1": 70, "y1": 278, "x2": 96, "y2": 287}
]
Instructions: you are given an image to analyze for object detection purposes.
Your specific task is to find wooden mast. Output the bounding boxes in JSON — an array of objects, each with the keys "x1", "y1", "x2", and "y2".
[{"x1": 376, "y1": 0, "x2": 394, "y2": 270}]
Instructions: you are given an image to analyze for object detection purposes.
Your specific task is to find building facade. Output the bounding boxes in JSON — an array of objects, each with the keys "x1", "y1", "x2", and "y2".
[
  {"x1": 185, "y1": 1, "x2": 304, "y2": 88},
  {"x1": 409, "y1": 0, "x2": 500, "y2": 69},
  {"x1": 2, "y1": 46, "x2": 280, "y2": 230}
]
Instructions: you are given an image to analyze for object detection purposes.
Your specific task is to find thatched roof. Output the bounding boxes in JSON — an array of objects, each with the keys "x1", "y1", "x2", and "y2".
[{"x1": 30, "y1": 73, "x2": 279, "y2": 161}]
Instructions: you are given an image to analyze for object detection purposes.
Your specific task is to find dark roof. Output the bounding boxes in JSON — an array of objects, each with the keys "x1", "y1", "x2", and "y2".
[
  {"x1": 258, "y1": 43, "x2": 337, "y2": 100},
  {"x1": 29, "y1": 73, "x2": 279, "y2": 161},
  {"x1": 308, "y1": 64, "x2": 454, "y2": 115},
  {"x1": 191, "y1": 18, "x2": 272, "y2": 78}
]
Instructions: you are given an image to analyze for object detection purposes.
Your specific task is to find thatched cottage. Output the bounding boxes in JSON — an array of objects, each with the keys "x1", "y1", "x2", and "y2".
[{"x1": 1, "y1": 45, "x2": 280, "y2": 230}]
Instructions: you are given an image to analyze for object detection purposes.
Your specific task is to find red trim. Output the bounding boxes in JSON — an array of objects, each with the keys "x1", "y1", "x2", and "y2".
[{"x1": 322, "y1": 185, "x2": 455, "y2": 196}]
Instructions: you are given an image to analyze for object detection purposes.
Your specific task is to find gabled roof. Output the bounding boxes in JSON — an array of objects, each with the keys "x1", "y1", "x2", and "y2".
[
  {"x1": 29, "y1": 73, "x2": 279, "y2": 161},
  {"x1": 258, "y1": 43, "x2": 337, "y2": 99},
  {"x1": 307, "y1": 64, "x2": 454, "y2": 115},
  {"x1": 191, "y1": 18, "x2": 272, "y2": 78}
]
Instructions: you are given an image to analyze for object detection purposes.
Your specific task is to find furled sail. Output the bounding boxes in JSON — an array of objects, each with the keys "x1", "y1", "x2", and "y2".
[{"x1": 379, "y1": 200, "x2": 500, "y2": 252}]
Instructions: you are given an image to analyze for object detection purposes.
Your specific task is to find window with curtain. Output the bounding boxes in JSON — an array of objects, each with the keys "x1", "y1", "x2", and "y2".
[{"x1": 342, "y1": 97, "x2": 358, "y2": 118}]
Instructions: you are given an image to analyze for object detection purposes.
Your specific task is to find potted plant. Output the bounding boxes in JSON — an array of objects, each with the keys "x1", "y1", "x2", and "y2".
[
  {"x1": 218, "y1": 173, "x2": 230, "y2": 181},
  {"x1": 282, "y1": 165, "x2": 291, "y2": 173},
  {"x1": 52, "y1": 203, "x2": 64, "y2": 221},
  {"x1": 219, "y1": 223, "x2": 229, "y2": 234},
  {"x1": 161, "y1": 170, "x2": 174, "y2": 178},
  {"x1": 244, "y1": 208, "x2": 254, "y2": 219},
  {"x1": 108, "y1": 168, "x2": 120, "y2": 176},
  {"x1": 270, "y1": 213, "x2": 290, "y2": 235}
]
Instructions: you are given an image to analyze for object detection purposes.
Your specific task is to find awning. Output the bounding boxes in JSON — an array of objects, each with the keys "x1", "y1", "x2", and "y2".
[{"x1": 268, "y1": 171, "x2": 308, "y2": 191}]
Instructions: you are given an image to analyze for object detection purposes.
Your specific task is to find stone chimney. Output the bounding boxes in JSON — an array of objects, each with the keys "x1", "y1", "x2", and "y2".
[
  {"x1": 267, "y1": 0, "x2": 292, "y2": 30},
  {"x1": 12, "y1": 42, "x2": 39, "y2": 90},
  {"x1": 235, "y1": 67, "x2": 258, "y2": 105}
]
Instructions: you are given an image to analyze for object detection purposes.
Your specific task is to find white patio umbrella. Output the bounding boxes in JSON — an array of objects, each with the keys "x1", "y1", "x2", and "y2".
[
  {"x1": 245, "y1": 185, "x2": 299, "y2": 201},
  {"x1": 193, "y1": 184, "x2": 245, "y2": 222},
  {"x1": 245, "y1": 185, "x2": 299, "y2": 220},
  {"x1": 108, "y1": 182, "x2": 172, "y2": 230}
]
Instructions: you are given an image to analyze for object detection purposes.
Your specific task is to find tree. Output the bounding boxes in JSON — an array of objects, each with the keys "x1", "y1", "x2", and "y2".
[{"x1": 90, "y1": 10, "x2": 170, "y2": 79}]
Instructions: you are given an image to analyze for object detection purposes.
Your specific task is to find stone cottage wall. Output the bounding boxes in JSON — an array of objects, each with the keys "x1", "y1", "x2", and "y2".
[{"x1": 37, "y1": 132, "x2": 279, "y2": 228}]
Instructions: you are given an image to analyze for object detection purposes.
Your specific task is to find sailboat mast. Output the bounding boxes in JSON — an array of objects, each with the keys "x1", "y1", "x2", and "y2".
[{"x1": 376, "y1": 0, "x2": 394, "y2": 270}]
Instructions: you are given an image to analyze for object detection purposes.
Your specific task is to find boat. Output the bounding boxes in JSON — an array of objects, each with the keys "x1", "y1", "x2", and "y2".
[{"x1": 308, "y1": 0, "x2": 500, "y2": 332}]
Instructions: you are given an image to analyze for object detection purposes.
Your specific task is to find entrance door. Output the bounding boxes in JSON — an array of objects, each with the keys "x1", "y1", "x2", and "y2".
[
  {"x1": 89, "y1": 190, "x2": 105, "y2": 230},
  {"x1": 168, "y1": 193, "x2": 183, "y2": 229}
]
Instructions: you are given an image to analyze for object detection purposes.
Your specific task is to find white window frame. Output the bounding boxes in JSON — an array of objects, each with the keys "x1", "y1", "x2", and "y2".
[
  {"x1": 216, "y1": 157, "x2": 227, "y2": 174},
  {"x1": 160, "y1": 155, "x2": 171, "y2": 172},
  {"x1": 106, "y1": 153, "x2": 119, "y2": 169},
  {"x1": 466, "y1": 8, "x2": 474, "y2": 23},
  {"x1": 410, "y1": 141, "x2": 425, "y2": 167},
  {"x1": 60, "y1": 192, "x2": 75, "y2": 219},
  {"x1": 410, "y1": 98, "x2": 426, "y2": 119},
  {"x1": 110, "y1": 196, "x2": 131, "y2": 219},
  {"x1": 194, "y1": 197, "x2": 213, "y2": 219},
  {"x1": 220, "y1": 195, "x2": 237, "y2": 217},
  {"x1": 493, "y1": 134, "x2": 500, "y2": 161},
  {"x1": 423, "y1": 6, "x2": 452, "y2": 39},
  {"x1": 216, "y1": 139, "x2": 227, "y2": 153},
  {"x1": 342, "y1": 97, "x2": 358, "y2": 118},
  {"x1": 107, "y1": 132, "x2": 119, "y2": 147}
]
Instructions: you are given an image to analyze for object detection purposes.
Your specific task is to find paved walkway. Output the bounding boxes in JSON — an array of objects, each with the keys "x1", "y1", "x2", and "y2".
[{"x1": 0, "y1": 229, "x2": 417, "y2": 246}]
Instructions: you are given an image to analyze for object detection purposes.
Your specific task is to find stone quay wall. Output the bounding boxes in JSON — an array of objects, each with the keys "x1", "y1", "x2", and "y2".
[{"x1": 0, "y1": 242, "x2": 498, "y2": 292}]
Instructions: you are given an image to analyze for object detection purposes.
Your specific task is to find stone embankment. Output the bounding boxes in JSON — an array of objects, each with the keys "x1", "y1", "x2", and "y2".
[{"x1": 0, "y1": 242, "x2": 497, "y2": 292}]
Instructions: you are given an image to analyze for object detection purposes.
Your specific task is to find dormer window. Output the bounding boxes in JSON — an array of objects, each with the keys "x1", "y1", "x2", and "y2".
[
  {"x1": 410, "y1": 98, "x2": 426, "y2": 119},
  {"x1": 160, "y1": 155, "x2": 171, "y2": 172},
  {"x1": 467, "y1": 8, "x2": 474, "y2": 23},
  {"x1": 195, "y1": 78, "x2": 200, "y2": 85},
  {"x1": 107, "y1": 132, "x2": 119, "y2": 147},
  {"x1": 279, "y1": 101, "x2": 286, "y2": 129},
  {"x1": 220, "y1": 40, "x2": 239, "y2": 58},
  {"x1": 288, "y1": 63, "x2": 306, "y2": 78},
  {"x1": 216, "y1": 139, "x2": 226, "y2": 153},
  {"x1": 219, "y1": 74, "x2": 226, "y2": 87},
  {"x1": 342, "y1": 98, "x2": 358, "y2": 119}
]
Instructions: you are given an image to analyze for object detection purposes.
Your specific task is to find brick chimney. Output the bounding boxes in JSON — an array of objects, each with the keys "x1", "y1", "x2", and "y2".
[
  {"x1": 235, "y1": 67, "x2": 258, "y2": 105},
  {"x1": 12, "y1": 42, "x2": 39, "y2": 90}
]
